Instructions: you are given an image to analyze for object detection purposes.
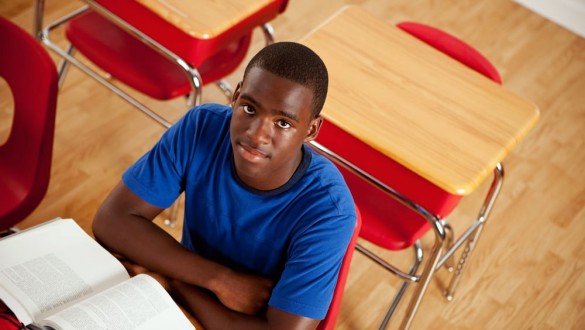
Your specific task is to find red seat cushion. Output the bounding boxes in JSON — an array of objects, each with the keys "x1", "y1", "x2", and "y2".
[
  {"x1": 66, "y1": 11, "x2": 251, "y2": 100},
  {"x1": 315, "y1": 120, "x2": 462, "y2": 250}
]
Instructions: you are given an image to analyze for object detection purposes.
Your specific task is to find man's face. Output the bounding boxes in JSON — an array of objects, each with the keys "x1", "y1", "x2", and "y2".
[{"x1": 230, "y1": 67, "x2": 322, "y2": 191}]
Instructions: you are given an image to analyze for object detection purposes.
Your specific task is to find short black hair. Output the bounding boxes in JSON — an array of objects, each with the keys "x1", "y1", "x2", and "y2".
[{"x1": 243, "y1": 42, "x2": 328, "y2": 118}]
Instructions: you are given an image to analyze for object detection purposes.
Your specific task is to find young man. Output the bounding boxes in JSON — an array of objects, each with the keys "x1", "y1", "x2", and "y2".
[{"x1": 93, "y1": 42, "x2": 356, "y2": 329}]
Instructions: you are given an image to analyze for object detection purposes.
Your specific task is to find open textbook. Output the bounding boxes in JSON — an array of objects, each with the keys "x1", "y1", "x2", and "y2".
[{"x1": 0, "y1": 218, "x2": 194, "y2": 330}]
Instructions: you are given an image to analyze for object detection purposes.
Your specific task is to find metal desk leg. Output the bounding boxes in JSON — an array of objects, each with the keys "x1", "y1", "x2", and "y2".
[
  {"x1": 399, "y1": 216, "x2": 449, "y2": 330},
  {"x1": 444, "y1": 163, "x2": 504, "y2": 300}
]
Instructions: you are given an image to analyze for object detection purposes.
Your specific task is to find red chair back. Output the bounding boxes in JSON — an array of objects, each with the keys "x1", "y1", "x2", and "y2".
[
  {"x1": 317, "y1": 205, "x2": 362, "y2": 330},
  {"x1": 0, "y1": 17, "x2": 59, "y2": 230}
]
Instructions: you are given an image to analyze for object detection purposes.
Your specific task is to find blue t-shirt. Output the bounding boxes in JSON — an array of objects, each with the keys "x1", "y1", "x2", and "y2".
[{"x1": 123, "y1": 104, "x2": 356, "y2": 320}]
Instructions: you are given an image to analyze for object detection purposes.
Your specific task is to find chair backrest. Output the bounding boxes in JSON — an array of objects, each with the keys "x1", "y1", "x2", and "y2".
[
  {"x1": 317, "y1": 205, "x2": 362, "y2": 330},
  {"x1": 0, "y1": 17, "x2": 59, "y2": 230},
  {"x1": 397, "y1": 21, "x2": 502, "y2": 84}
]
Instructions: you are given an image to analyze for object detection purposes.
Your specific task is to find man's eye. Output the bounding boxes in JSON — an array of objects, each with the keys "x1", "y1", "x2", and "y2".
[
  {"x1": 242, "y1": 105, "x2": 255, "y2": 114},
  {"x1": 276, "y1": 120, "x2": 291, "y2": 129}
]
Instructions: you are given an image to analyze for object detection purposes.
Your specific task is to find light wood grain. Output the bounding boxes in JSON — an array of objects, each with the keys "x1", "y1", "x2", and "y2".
[
  {"x1": 301, "y1": 6, "x2": 539, "y2": 195},
  {"x1": 136, "y1": 0, "x2": 275, "y2": 37},
  {"x1": 2, "y1": 0, "x2": 585, "y2": 329}
]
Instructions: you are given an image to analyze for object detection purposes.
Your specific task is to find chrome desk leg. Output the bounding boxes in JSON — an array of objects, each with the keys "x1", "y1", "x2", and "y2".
[
  {"x1": 444, "y1": 163, "x2": 504, "y2": 300},
  {"x1": 399, "y1": 219, "x2": 449, "y2": 330},
  {"x1": 442, "y1": 220, "x2": 455, "y2": 272},
  {"x1": 33, "y1": 0, "x2": 45, "y2": 39},
  {"x1": 57, "y1": 44, "x2": 76, "y2": 88},
  {"x1": 378, "y1": 241, "x2": 423, "y2": 330},
  {"x1": 215, "y1": 79, "x2": 233, "y2": 102},
  {"x1": 261, "y1": 23, "x2": 275, "y2": 45}
]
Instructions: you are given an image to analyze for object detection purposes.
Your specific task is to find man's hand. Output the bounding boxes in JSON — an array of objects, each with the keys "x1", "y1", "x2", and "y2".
[
  {"x1": 118, "y1": 254, "x2": 273, "y2": 316},
  {"x1": 212, "y1": 270, "x2": 274, "y2": 315}
]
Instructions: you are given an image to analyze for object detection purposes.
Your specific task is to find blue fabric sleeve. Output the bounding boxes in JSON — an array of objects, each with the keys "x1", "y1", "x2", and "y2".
[
  {"x1": 268, "y1": 197, "x2": 356, "y2": 320},
  {"x1": 122, "y1": 107, "x2": 198, "y2": 208}
]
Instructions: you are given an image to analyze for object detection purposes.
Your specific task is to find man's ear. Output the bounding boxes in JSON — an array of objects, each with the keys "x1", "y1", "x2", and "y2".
[
  {"x1": 305, "y1": 116, "x2": 323, "y2": 142},
  {"x1": 231, "y1": 81, "x2": 243, "y2": 106}
]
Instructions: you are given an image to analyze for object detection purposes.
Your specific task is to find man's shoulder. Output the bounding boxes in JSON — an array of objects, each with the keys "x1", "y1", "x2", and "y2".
[
  {"x1": 305, "y1": 147, "x2": 344, "y2": 181},
  {"x1": 303, "y1": 146, "x2": 356, "y2": 216},
  {"x1": 186, "y1": 103, "x2": 232, "y2": 120},
  {"x1": 176, "y1": 103, "x2": 232, "y2": 133}
]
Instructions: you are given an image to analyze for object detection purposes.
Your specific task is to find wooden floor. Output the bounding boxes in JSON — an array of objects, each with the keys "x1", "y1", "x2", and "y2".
[{"x1": 2, "y1": 0, "x2": 585, "y2": 329}]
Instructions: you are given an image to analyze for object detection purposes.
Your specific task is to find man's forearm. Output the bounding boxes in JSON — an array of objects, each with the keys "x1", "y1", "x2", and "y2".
[
  {"x1": 93, "y1": 192, "x2": 273, "y2": 314},
  {"x1": 93, "y1": 182, "x2": 276, "y2": 321},
  {"x1": 171, "y1": 280, "x2": 319, "y2": 330},
  {"x1": 92, "y1": 182, "x2": 233, "y2": 293},
  {"x1": 171, "y1": 280, "x2": 267, "y2": 330}
]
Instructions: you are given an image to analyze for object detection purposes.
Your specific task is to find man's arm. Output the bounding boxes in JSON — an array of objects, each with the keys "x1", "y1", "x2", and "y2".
[
  {"x1": 171, "y1": 280, "x2": 320, "y2": 330},
  {"x1": 92, "y1": 181, "x2": 273, "y2": 315}
]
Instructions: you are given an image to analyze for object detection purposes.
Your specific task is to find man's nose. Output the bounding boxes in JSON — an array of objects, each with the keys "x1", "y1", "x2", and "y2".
[{"x1": 247, "y1": 118, "x2": 271, "y2": 145}]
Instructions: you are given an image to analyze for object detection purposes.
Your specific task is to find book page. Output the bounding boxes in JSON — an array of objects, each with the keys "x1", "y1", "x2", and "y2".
[
  {"x1": 41, "y1": 274, "x2": 195, "y2": 330},
  {"x1": 0, "y1": 219, "x2": 129, "y2": 324}
]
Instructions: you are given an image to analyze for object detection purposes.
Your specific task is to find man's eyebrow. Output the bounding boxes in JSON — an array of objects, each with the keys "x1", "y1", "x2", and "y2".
[
  {"x1": 276, "y1": 110, "x2": 300, "y2": 123},
  {"x1": 240, "y1": 92, "x2": 300, "y2": 123},
  {"x1": 240, "y1": 93, "x2": 258, "y2": 105}
]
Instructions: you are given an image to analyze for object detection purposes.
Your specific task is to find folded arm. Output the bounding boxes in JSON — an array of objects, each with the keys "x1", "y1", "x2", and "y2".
[
  {"x1": 171, "y1": 280, "x2": 319, "y2": 330},
  {"x1": 92, "y1": 181, "x2": 272, "y2": 314},
  {"x1": 93, "y1": 181, "x2": 320, "y2": 329}
]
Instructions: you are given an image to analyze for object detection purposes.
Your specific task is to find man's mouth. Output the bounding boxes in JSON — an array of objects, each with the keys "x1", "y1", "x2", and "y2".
[{"x1": 237, "y1": 142, "x2": 268, "y2": 162}]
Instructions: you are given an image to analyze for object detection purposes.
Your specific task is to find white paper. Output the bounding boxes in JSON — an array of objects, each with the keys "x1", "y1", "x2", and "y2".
[
  {"x1": 0, "y1": 219, "x2": 128, "y2": 323},
  {"x1": 42, "y1": 274, "x2": 194, "y2": 330}
]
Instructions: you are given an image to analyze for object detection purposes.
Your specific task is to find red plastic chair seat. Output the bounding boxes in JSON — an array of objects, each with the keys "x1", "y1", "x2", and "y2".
[
  {"x1": 0, "y1": 17, "x2": 58, "y2": 230},
  {"x1": 66, "y1": 11, "x2": 252, "y2": 100},
  {"x1": 0, "y1": 166, "x2": 33, "y2": 222},
  {"x1": 316, "y1": 119, "x2": 462, "y2": 250}
]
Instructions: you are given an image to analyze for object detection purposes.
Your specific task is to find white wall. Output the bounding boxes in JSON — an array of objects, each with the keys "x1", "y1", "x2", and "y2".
[{"x1": 514, "y1": 0, "x2": 585, "y2": 38}]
